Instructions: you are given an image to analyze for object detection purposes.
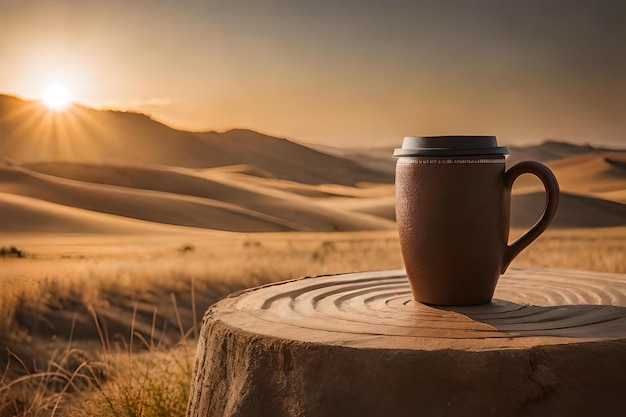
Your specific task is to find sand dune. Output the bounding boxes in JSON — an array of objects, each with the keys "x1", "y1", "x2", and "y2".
[
  {"x1": 1, "y1": 94, "x2": 624, "y2": 232},
  {"x1": 316, "y1": 150, "x2": 626, "y2": 228},
  {"x1": 0, "y1": 193, "x2": 184, "y2": 234},
  {"x1": 25, "y1": 161, "x2": 397, "y2": 225},
  {"x1": 328, "y1": 197, "x2": 396, "y2": 221},
  {"x1": 511, "y1": 153, "x2": 626, "y2": 204},
  {"x1": 588, "y1": 189, "x2": 626, "y2": 205},
  {"x1": 0, "y1": 165, "x2": 292, "y2": 232},
  {"x1": 2, "y1": 154, "x2": 623, "y2": 233},
  {"x1": 196, "y1": 129, "x2": 389, "y2": 185},
  {"x1": 511, "y1": 191, "x2": 626, "y2": 228},
  {"x1": 0, "y1": 164, "x2": 394, "y2": 233},
  {"x1": 507, "y1": 141, "x2": 626, "y2": 166},
  {"x1": 318, "y1": 190, "x2": 626, "y2": 229},
  {"x1": 313, "y1": 140, "x2": 626, "y2": 185},
  {"x1": 305, "y1": 143, "x2": 397, "y2": 178},
  {"x1": 549, "y1": 153, "x2": 626, "y2": 195},
  {"x1": 0, "y1": 95, "x2": 387, "y2": 185}
]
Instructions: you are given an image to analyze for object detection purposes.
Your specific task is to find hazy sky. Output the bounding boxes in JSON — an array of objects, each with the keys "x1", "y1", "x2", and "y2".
[{"x1": 1, "y1": 0, "x2": 625, "y2": 147}]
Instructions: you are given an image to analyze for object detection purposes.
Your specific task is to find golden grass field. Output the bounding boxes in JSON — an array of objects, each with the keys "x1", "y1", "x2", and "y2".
[{"x1": 1, "y1": 226, "x2": 625, "y2": 416}]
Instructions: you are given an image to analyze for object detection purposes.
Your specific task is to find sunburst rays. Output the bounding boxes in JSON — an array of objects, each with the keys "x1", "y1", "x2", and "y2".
[{"x1": 0, "y1": 99, "x2": 107, "y2": 163}]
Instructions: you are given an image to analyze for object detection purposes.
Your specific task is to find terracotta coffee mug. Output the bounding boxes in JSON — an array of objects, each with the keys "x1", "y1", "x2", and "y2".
[{"x1": 394, "y1": 136, "x2": 559, "y2": 305}]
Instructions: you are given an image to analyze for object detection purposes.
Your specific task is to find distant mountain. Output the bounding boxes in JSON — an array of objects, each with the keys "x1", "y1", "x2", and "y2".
[
  {"x1": 307, "y1": 144, "x2": 397, "y2": 178},
  {"x1": 314, "y1": 140, "x2": 626, "y2": 176},
  {"x1": 0, "y1": 94, "x2": 387, "y2": 185},
  {"x1": 506, "y1": 140, "x2": 626, "y2": 166}
]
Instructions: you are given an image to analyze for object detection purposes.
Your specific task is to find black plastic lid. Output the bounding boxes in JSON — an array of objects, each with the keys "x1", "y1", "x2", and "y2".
[{"x1": 393, "y1": 136, "x2": 509, "y2": 157}]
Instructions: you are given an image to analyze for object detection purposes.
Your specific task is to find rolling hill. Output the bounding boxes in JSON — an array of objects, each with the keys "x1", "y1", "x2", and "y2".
[
  {"x1": 0, "y1": 94, "x2": 387, "y2": 185},
  {"x1": 1, "y1": 93, "x2": 624, "y2": 232},
  {"x1": 0, "y1": 163, "x2": 393, "y2": 232}
]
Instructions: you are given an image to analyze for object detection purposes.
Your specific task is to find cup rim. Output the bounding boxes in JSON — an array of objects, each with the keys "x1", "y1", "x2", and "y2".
[{"x1": 393, "y1": 136, "x2": 510, "y2": 157}]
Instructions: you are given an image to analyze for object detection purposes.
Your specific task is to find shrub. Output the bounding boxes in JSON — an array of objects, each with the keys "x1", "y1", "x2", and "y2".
[{"x1": 0, "y1": 246, "x2": 25, "y2": 258}]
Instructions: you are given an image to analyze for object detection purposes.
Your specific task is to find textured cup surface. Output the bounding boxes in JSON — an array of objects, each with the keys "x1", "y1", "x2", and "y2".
[
  {"x1": 394, "y1": 136, "x2": 559, "y2": 306},
  {"x1": 395, "y1": 156, "x2": 508, "y2": 305}
]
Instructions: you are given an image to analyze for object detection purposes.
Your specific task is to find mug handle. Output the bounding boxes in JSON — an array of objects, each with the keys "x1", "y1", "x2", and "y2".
[{"x1": 501, "y1": 161, "x2": 560, "y2": 273}]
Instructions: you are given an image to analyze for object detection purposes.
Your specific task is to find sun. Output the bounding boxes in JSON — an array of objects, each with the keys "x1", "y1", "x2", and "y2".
[{"x1": 42, "y1": 85, "x2": 73, "y2": 111}]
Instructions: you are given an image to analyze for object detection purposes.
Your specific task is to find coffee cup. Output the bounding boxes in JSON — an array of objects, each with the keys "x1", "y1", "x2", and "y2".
[{"x1": 394, "y1": 136, "x2": 559, "y2": 305}]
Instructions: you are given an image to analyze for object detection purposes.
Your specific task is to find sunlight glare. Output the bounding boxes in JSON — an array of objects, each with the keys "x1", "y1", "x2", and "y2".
[{"x1": 42, "y1": 85, "x2": 73, "y2": 111}]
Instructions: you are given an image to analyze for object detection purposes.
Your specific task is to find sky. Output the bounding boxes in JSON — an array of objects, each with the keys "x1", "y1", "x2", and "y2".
[{"x1": 1, "y1": 0, "x2": 625, "y2": 147}]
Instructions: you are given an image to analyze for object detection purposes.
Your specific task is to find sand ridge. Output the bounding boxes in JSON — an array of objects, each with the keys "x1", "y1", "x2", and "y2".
[
  {"x1": 2, "y1": 148, "x2": 625, "y2": 232},
  {"x1": 0, "y1": 163, "x2": 394, "y2": 233},
  {"x1": 0, "y1": 95, "x2": 387, "y2": 185},
  {"x1": 1, "y1": 94, "x2": 624, "y2": 232}
]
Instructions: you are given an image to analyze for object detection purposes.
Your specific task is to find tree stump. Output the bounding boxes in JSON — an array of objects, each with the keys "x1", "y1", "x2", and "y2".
[{"x1": 188, "y1": 268, "x2": 626, "y2": 417}]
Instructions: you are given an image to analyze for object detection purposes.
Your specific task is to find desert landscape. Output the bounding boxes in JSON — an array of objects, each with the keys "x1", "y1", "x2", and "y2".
[{"x1": 1, "y1": 94, "x2": 625, "y2": 416}]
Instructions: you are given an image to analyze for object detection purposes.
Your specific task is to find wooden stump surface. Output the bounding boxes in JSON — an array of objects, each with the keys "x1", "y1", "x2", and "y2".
[
  {"x1": 188, "y1": 268, "x2": 626, "y2": 417},
  {"x1": 211, "y1": 267, "x2": 626, "y2": 350}
]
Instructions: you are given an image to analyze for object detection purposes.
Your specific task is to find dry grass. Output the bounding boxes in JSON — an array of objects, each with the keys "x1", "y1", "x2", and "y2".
[
  {"x1": 66, "y1": 346, "x2": 194, "y2": 417},
  {"x1": 1, "y1": 227, "x2": 625, "y2": 416},
  {"x1": 0, "y1": 231, "x2": 403, "y2": 416},
  {"x1": 510, "y1": 227, "x2": 626, "y2": 273},
  {"x1": 0, "y1": 231, "x2": 404, "y2": 341}
]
